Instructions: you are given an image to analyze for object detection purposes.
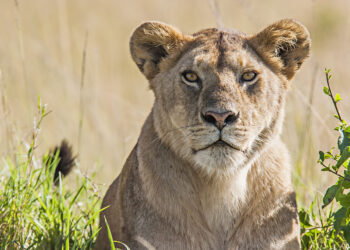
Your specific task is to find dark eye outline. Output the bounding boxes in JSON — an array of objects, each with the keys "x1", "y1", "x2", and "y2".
[
  {"x1": 181, "y1": 70, "x2": 201, "y2": 85},
  {"x1": 240, "y1": 71, "x2": 257, "y2": 83}
]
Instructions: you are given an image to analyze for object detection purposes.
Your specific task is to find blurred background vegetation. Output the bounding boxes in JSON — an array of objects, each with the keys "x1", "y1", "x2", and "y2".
[{"x1": 0, "y1": 0, "x2": 349, "y2": 207}]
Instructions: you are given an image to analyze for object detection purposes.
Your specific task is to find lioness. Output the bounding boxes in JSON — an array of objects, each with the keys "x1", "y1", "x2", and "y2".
[{"x1": 95, "y1": 19, "x2": 310, "y2": 249}]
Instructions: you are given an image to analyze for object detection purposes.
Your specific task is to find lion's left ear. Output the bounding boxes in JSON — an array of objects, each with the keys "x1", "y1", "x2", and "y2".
[{"x1": 248, "y1": 19, "x2": 311, "y2": 80}]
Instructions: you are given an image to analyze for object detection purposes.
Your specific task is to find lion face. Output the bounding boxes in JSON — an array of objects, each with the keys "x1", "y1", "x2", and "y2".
[{"x1": 130, "y1": 20, "x2": 310, "y2": 176}]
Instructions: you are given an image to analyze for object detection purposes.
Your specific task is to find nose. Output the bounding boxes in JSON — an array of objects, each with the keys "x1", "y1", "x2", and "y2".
[{"x1": 202, "y1": 110, "x2": 240, "y2": 130}]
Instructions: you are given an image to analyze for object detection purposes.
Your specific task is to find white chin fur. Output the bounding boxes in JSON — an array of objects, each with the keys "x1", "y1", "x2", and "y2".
[{"x1": 193, "y1": 147, "x2": 246, "y2": 177}]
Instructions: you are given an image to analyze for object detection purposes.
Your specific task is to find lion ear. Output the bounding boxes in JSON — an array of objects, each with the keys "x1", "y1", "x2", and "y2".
[
  {"x1": 248, "y1": 19, "x2": 311, "y2": 80},
  {"x1": 130, "y1": 21, "x2": 188, "y2": 80}
]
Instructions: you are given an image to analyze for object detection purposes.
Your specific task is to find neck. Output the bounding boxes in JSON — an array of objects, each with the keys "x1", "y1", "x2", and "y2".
[{"x1": 136, "y1": 114, "x2": 251, "y2": 234}]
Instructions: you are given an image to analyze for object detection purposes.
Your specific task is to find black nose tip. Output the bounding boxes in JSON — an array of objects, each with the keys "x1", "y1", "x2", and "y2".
[{"x1": 202, "y1": 110, "x2": 239, "y2": 129}]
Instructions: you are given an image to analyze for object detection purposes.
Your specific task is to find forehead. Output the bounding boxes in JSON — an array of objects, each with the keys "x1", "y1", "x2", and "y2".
[{"x1": 183, "y1": 29, "x2": 257, "y2": 71}]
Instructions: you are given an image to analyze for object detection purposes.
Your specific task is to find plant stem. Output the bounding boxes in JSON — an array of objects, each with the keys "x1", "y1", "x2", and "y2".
[
  {"x1": 320, "y1": 162, "x2": 350, "y2": 182},
  {"x1": 329, "y1": 169, "x2": 350, "y2": 182},
  {"x1": 78, "y1": 32, "x2": 89, "y2": 156},
  {"x1": 325, "y1": 70, "x2": 342, "y2": 122},
  {"x1": 305, "y1": 224, "x2": 333, "y2": 232},
  {"x1": 207, "y1": 0, "x2": 223, "y2": 29}
]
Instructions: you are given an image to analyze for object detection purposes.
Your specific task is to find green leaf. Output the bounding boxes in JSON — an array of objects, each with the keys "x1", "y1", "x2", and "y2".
[
  {"x1": 342, "y1": 224, "x2": 350, "y2": 245},
  {"x1": 323, "y1": 86, "x2": 330, "y2": 96},
  {"x1": 299, "y1": 209, "x2": 312, "y2": 228},
  {"x1": 114, "y1": 241, "x2": 130, "y2": 250},
  {"x1": 334, "y1": 207, "x2": 347, "y2": 231},
  {"x1": 338, "y1": 128, "x2": 350, "y2": 153},
  {"x1": 319, "y1": 151, "x2": 325, "y2": 162},
  {"x1": 335, "y1": 146, "x2": 350, "y2": 169},
  {"x1": 323, "y1": 184, "x2": 340, "y2": 208},
  {"x1": 336, "y1": 192, "x2": 350, "y2": 208},
  {"x1": 345, "y1": 126, "x2": 350, "y2": 133},
  {"x1": 345, "y1": 169, "x2": 350, "y2": 178},
  {"x1": 301, "y1": 234, "x2": 311, "y2": 249},
  {"x1": 335, "y1": 93, "x2": 342, "y2": 103},
  {"x1": 332, "y1": 164, "x2": 340, "y2": 172},
  {"x1": 325, "y1": 152, "x2": 333, "y2": 159},
  {"x1": 37, "y1": 94, "x2": 41, "y2": 111},
  {"x1": 342, "y1": 180, "x2": 350, "y2": 189},
  {"x1": 104, "y1": 216, "x2": 116, "y2": 250}
]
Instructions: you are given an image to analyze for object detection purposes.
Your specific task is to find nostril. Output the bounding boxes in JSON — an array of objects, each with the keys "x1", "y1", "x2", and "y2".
[
  {"x1": 225, "y1": 112, "x2": 240, "y2": 125},
  {"x1": 202, "y1": 110, "x2": 240, "y2": 129},
  {"x1": 202, "y1": 113, "x2": 217, "y2": 125}
]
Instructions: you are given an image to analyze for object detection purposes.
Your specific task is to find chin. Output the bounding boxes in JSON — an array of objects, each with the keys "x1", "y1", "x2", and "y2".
[{"x1": 192, "y1": 146, "x2": 246, "y2": 177}]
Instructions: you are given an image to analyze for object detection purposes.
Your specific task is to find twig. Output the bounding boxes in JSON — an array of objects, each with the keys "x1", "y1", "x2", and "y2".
[
  {"x1": 325, "y1": 69, "x2": 342, "y2": 122},
  {"x1": 293, "y1": 88, "x2": 334, "y2": 138},
  {"x1": 27, "y1": 102, "x2": 52, "y2": 172},
  {"x1": 328, "y1": 169, "x2": 350, "y2": 182},
  {"x1": 78, "y1": 32, "x2": 89, "y2": 155},
  {"x1": 207, "y1": 0, "x2": 223, "y2": 29},
  {"x1": 320, "y1": 162, "x2": 350, "y2": 182},
  {"x1": 0, "y1": 69, "x2": 11, "y2": 154},
  {"x1": 299, "y1": 65, "x2": 318, "y2": 161},
  {"x1": 305, "y1": 65, "x2": 318, "y2": 130},
  {"x1": 13, "y1": 0, "x2": 29, "y2": 97}
]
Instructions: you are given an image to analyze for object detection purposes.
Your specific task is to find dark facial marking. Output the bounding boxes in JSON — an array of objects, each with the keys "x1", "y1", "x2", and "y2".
[{"x1": 216, "y1": 32, "x2": 227, "y2": 71}]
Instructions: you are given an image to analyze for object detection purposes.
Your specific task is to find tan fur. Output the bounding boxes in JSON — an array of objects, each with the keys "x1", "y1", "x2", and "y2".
[{"x1": 95, "y1": 19, "x2": 310, "y2": 249}]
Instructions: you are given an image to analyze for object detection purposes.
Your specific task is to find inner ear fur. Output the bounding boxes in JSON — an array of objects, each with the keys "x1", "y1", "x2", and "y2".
[
  {"x1": 130, "y1": 21, "x2": 190, "y2": 80},
  {"x1": 248, "y1": 19, "x2": 311, "y2": 80}
]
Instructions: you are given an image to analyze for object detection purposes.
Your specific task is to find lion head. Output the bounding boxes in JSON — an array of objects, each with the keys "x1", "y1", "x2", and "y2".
[{"x1": 129, "y1": 20, "x2": 310, "y2": 177}]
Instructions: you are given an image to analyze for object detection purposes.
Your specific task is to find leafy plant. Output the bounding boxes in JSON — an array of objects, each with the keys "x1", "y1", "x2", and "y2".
[{"x1": 300, "y1": 69, "x2": 350, "y2": 249}]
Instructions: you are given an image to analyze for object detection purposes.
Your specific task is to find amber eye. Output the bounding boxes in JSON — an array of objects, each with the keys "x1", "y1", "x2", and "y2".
[
  {"x1": 241, "y1": 72, "x2": 257, "y2": 82},
  {"x1": 182, "y1": 71, "x2": 199, "y2": 83}
]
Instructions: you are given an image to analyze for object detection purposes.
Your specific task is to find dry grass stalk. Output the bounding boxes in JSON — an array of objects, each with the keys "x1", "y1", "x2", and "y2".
[{"x1": 78, "y1": 32, "x2": 89, "y2": 156}]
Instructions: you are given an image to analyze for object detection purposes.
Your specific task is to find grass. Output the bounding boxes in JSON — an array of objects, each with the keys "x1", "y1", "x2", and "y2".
[
  {"x1": 0, "y1": 147, "x2": 104, "y2": 249},
  {"x1": 0, "y1": 145, "x2": 103, "y2": 249},
  {"x1": 0, "y1": 101, "x2": 103, "y2": 249}
]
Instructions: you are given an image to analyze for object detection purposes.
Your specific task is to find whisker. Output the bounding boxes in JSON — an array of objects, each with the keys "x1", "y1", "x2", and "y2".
[
  {"x1": 158, "y1": 123, "x2": 202, "y2": 140},
  {"x1": 140, "y1": 132, "x2": 192, "y2": 158},
  {"x1": 232, "y1": 132, "x2": 247, "y2": 136},
  {"x1": 139, "y1": 123, "x2": 202, "y2": 155}
]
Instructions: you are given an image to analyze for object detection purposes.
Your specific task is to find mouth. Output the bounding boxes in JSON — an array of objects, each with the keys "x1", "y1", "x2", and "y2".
[{"x1": 195, "y1": 139, "x2": 242, "y2": 152}]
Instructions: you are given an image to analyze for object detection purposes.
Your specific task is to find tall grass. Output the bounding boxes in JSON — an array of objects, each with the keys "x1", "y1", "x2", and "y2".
[{"x1": 0, "y1": 101, "x2": 103, "y2": 249}]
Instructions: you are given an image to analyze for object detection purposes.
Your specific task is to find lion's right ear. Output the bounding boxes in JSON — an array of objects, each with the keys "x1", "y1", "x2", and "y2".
[{"x1": 130, "y1": 22, "x2": 189, "y2": 80}]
